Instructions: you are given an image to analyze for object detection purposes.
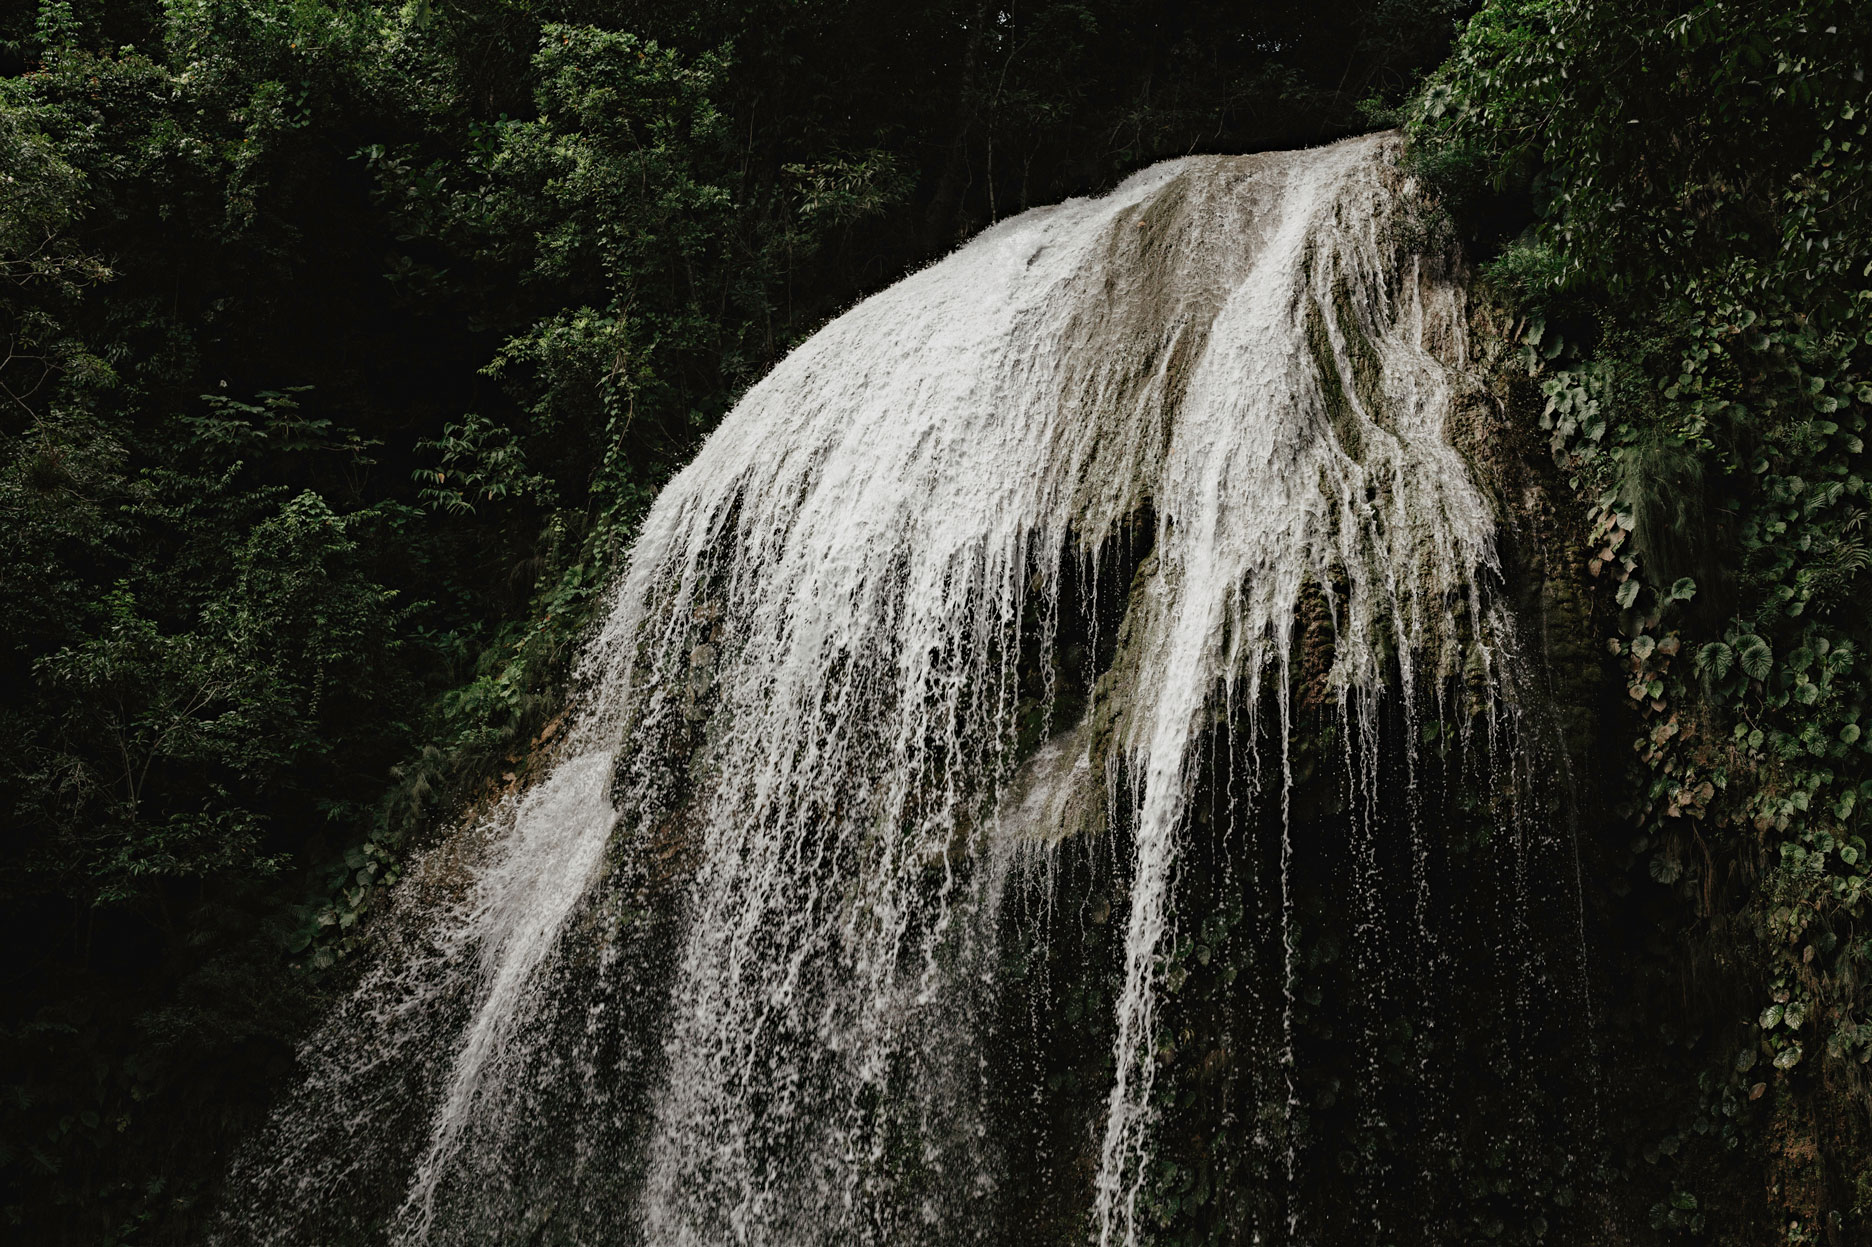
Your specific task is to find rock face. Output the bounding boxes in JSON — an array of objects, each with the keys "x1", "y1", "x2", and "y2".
[{"x1": 218, "y1": 134, "x2": 1610, "y2": 1245}]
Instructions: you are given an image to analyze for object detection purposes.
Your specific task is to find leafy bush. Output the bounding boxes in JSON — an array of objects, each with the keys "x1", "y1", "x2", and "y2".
[{"x1": 1415, "y1": 0, "x2": 1872, "y2": 1238}]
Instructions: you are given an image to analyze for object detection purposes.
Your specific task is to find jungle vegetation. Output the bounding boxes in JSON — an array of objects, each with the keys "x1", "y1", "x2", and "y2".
[
  {"x1": 2, "y1": 0, "x2": 1869, "y2": 1242},
  {"x1": 1415, "y1": 1, "x2": 1872, "y2": 1238}
]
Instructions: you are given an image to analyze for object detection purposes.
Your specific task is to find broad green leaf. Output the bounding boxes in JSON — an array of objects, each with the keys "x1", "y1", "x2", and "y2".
[{"x1": 1738, "y1": 637, "x2": 1773, "y2": 681}]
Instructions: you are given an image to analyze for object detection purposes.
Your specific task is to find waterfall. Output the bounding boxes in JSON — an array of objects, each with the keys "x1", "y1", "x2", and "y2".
[{"x1": 221, "y1": 132, "x2": 1591, "y2": 1246}]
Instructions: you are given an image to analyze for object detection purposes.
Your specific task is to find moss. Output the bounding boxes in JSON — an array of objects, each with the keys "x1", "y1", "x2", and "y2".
[
  {"x1": 1305, "y1": 287, "x2": 1363, "y2": 461},
  {"x1": 1333, "y1": 274, "x2": 1391, "y2": 432}
]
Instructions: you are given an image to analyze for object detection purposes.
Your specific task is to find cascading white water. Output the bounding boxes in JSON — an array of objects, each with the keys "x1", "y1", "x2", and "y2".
[{"x1": 221, "y1": 132, "x2": 1556, "y2": 1247}]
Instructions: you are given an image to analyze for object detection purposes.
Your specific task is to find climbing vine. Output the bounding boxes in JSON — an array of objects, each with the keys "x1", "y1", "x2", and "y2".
[{"x1": 1413, "y1": 0, "x2": 1872, "y2": 1233}]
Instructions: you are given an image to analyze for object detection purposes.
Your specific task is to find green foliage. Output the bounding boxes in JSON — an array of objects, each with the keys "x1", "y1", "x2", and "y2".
[
  {"x1": 413, "y1": 413, "x2": 546, "y2": 515},
  {"x1": 1415, "y1": 0, "x2": 1872, "y2": 1238}
]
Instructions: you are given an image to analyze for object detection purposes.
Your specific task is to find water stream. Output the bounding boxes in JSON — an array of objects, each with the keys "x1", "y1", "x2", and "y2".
[{"x1": 221, "y1": 132, "x2": 1590, "y2": 1247}]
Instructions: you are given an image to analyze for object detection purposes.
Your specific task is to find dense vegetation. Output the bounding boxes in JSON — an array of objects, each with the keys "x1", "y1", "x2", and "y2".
[
  {"x1": 1415, "y1": 0, "x2": 1872, "y2": 1239},
  {"x1": 0, "y1": 1, "x2": 1465, "y2": 1240}
]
